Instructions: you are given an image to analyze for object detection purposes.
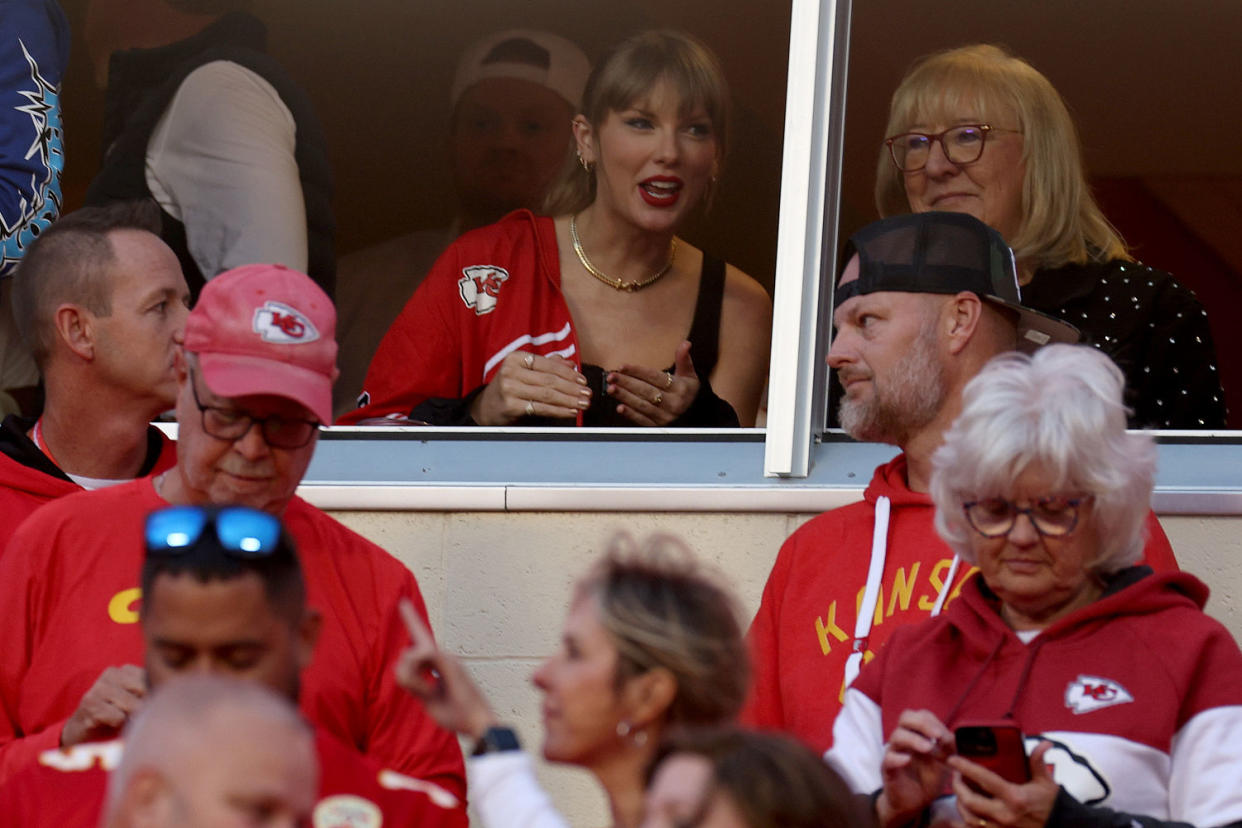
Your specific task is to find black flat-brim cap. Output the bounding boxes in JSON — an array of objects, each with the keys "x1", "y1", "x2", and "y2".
[{"x1": 837, "y1": 211, "x2": 1080, "y2": 352}]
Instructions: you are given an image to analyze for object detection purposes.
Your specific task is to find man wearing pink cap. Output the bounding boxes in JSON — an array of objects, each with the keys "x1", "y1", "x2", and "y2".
[{"x1": 0, "y1": 263, "x2": 467, "y2": 797}]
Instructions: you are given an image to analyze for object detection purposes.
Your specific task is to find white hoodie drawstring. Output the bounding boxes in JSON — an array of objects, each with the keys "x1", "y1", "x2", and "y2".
[
  {"x1": 843, "y1": 496, "x2": 889, "y2": 690},
  {"x1": 842, "y1": 497, "x2": 960, "y2": 691}
]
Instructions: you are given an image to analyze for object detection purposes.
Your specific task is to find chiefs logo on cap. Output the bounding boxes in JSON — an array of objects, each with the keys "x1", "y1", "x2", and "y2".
[
  {"x1": 1064, "y1": 674, "x2": 1134, "y2": 715},
  {"x1": 253, "y1": 301, "x2": 320, "y2": 344},
  {"x1": 459, "y1": 265, "x2": 509, "y2": 316}
]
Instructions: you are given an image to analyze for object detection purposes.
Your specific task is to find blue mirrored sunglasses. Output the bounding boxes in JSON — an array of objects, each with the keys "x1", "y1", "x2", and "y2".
[{"x1": 145, "y1": 505, "x2": 284, "y2": 558}]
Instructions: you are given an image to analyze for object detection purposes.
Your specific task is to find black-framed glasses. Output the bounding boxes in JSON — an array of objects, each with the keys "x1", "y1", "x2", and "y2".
[
  {"x1": 962, "y1": 495, "x2": 1092, "y2": 539},
  {"x1": 145, "y1": 505, "x2": 285, "y2": 557},
  {"x1": 885, "y1": 124, "x2": 1019, "y2": 172},
  {"x1": 188, "y1": 367, "x2": 320, "y2": 449}
]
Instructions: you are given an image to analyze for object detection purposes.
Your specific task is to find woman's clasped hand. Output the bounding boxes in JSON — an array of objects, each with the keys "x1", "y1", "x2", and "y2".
[{"x1": 471, "y1": 350, "x2": 593, "y2": 425}]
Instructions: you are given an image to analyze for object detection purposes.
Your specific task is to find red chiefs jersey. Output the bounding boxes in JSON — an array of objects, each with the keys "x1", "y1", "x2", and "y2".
[
  {"x1": 0, "y1": 479, "x2": 465, "y2": 797},
  {"x1": 340, "y1": 210, "x2": 583, "y2": 424},
  {"x1": 0, "y1": 728, "x2": 465, "y2": 827}
]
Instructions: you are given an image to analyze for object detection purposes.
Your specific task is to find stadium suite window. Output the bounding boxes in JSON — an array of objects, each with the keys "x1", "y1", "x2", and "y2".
[{"x1": 162, "y1": 0, "x2": 1242, "y2": 502}]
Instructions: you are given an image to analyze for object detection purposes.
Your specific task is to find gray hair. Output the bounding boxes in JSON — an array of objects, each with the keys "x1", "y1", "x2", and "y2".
[{"x1": 930, "y1": 344, "x2": 1155, "y2": 575}]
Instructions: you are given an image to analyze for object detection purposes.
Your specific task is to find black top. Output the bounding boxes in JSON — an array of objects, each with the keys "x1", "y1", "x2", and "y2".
[
  {"x1": 1021, "y1": 259, "x2": 1227, "y2": 429},
  {"x1": 578, "y1": 253, "x2": 734, "y2": 427}
]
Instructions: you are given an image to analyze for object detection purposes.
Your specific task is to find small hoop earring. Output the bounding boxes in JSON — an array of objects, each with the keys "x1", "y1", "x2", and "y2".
[{"x1": 577, "y1": 152, "x2": 594, "y2": 174}]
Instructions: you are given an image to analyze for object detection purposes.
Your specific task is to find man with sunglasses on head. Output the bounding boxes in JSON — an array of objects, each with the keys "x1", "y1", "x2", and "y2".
[
  {"x1": 0, "y1": 505, "x2": 464, "y2": 827},
  {"x1": 0, "y1": 263, "x2": 466, "y2": 797},
  {"x1": 742, "y1": 212, "x2": 1180, "y2": 755}
]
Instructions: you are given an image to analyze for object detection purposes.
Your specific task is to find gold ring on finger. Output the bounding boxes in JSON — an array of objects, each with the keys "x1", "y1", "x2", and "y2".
[
  {"x1": 653, "y1": 392, "x2": 663, "y2": 406},
  {"x1": 524, "y1": 354, "x2": 534, "y2": 369},
  {"x1": 663, "y1": 371, "x2": 674, "y2": 389},
  {"x1": 525, "y1": 401, "x2": 535, "y2": 417}
]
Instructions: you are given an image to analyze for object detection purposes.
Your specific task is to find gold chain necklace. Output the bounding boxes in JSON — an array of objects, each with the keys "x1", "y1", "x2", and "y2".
[{"x1": 570, "y1": 214, "x2": 677, "y2": 293}]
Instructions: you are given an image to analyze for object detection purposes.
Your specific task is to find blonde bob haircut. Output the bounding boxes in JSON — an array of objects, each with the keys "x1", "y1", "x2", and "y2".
[
  {"x1": 574, "y1": 533, "x2": 749, "y2": 728},
  {"x1": 876, "y1": 44, "x2": 1129, "y2": 271},
  {"x1": 543, "y1": 30, "x2": 729, "y2": 217},
  {"x1": 931, "y1": 344, "x2": 1156, "y2": 577}
]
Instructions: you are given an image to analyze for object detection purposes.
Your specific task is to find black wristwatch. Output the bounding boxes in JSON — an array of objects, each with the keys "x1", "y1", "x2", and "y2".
[{"x1": 472, "y1": 725, "x2": 521, "y2": 756}]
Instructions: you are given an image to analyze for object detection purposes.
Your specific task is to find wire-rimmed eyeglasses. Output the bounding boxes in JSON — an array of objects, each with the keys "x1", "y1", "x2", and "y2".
[
  {"x1": 885, "y1": 124, "x2": 1020, "y2": 173},
  {"x1": 962, "y1": 495, "x2": 1092, "y2": 539}
]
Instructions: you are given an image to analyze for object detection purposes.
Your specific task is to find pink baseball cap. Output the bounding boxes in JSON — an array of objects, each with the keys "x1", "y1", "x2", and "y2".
[{"x1": 183, "y1": 264, "x2": 338, "y2": 424}]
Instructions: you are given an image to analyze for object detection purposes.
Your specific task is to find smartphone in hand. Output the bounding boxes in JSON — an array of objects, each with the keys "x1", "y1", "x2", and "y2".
[{"x1": 954, "y1": 722, "x2": 1030, "y2": 792}]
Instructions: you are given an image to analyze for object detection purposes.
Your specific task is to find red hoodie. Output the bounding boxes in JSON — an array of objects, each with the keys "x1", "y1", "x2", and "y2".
[
  {"x1": 0, "y1": 415, "x2": 176, "y2": 553},
  {"x1": 742, "y1": 454, "x2": 1178, "y2": 754},
  {"x1": 826, "y1": 570, "x2": 1242, "y2": 828}
]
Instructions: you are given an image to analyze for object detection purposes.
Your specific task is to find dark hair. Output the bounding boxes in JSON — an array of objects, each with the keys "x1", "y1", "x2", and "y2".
[
  {"x1": 577, "y1": 534, "x2": 749, "y2": 728},
  {"x1": 140, "y1": 507, "x2": 306, "y2": 624},
  {"x1": 12, "y1": 199, "x2": 163, "y2": 367},
  {"x1": 543, "y1": 30, "x2": 729, "y2": 215},
  {"x1": 648, "y1": 727, "x2": 867, "y2": 828}
]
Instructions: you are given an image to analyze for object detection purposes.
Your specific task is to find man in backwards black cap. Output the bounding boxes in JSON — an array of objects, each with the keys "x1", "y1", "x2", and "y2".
[{"x1": 742, "y1": 212, "x2": 1176, "y2": 753}]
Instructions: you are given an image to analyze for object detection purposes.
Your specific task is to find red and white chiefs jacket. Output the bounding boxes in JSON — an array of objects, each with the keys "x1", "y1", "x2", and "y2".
[
  {"x1": 741, "y1": 454, "x2": 1178, "y2": 755},
  {"x1": 826, "y1": 569, "x2": 1242, "y2": 828},
  {"x1": 340, "y1": 210, "x2": 582, "y2": 425}
]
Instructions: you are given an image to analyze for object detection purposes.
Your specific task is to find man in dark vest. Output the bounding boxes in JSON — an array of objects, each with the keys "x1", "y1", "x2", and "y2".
[{"x1": 82, "y1": 0, "x2": 334, "y2": 301}]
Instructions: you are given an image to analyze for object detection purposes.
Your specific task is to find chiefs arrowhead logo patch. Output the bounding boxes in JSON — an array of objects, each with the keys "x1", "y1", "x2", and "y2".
[
  {"x1": 313, "y1": 794, "x2": 381, "y2": 827},
  {"x1": 253, "y1": 301, "x2": 319, "y2": 343},
  {"x1": 459, "y1": 265, "x2": 509, "y2": 316},
  {"x1": 1064, "y1": 674, "x2": 1134, "y2": 714}
]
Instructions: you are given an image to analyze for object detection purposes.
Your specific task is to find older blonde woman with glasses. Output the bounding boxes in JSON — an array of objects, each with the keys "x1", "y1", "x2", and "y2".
[
  {"x1": 826, "y1": 344, "x2": 1242, "y2": 828},
  {"x1": 876, "y1": 43, "x2": 1225, "y2": 429}
]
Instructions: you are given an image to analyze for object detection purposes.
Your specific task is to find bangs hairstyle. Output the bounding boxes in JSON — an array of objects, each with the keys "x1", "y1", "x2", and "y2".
[
  {"x1": 543, "y1": 30, "x2": 729, "y2": 216},
  {"x1": 931, "y1": 345, "x2": 1155, "y2": 575},
  {"x1": 875, "y1": 44, "x2": 1128, "y2": 270},
  {"x1": 576, "y1": 533, "x2": 749, "y2": 728}
]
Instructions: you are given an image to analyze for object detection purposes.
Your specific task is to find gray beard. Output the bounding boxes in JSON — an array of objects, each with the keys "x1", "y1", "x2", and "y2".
[{"x1": 838, "y1": 331, "x2": 947, "y2": 447}]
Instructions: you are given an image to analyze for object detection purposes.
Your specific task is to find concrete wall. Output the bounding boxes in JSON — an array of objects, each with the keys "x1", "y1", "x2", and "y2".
[{"x1": 327, "y1": 509, "x2": 1242, "y2": 826}]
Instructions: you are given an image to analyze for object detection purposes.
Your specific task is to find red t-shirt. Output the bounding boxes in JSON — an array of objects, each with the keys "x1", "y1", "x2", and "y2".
[
  {"x1": 0, "y1": 479, "x2": 465, "y2": 798},
  {"x1": 0, "y1": 728, "x2": 466, "y2": 827}
]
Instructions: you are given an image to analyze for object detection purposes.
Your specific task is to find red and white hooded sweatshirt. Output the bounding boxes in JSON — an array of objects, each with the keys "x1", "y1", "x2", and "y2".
[
  {"x1": 827, "y1": 569, "x2": 1242, "y2": 828},
  {"x1": 742, "y1": 454, "x2": 1177, "y2": 755}
]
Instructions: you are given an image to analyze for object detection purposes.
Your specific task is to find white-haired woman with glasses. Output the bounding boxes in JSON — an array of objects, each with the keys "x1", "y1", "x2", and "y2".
[
  {"x1": 876, "y1": 44, "x2": 1225, "y2": 429},
  {"x1": 826, "y1": 344, "x2": 1242, "y2": 828}
]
